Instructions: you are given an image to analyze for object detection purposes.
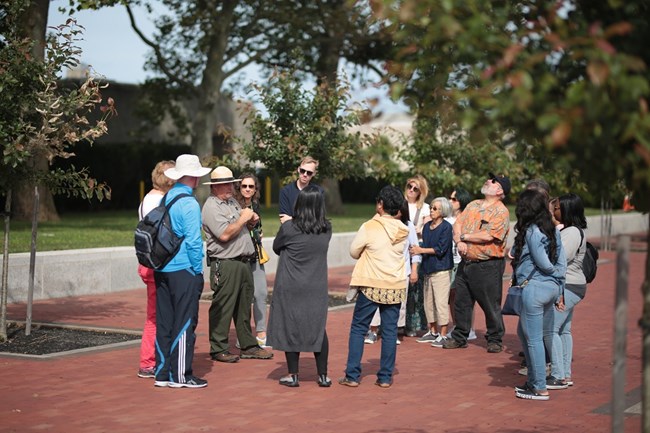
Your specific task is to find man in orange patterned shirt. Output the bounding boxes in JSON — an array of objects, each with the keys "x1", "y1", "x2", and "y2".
[{"x1": 443, "y1": 173, "x2": 511, "y2": 353}]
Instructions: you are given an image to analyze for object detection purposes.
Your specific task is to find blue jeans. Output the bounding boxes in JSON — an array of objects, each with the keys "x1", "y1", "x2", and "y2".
[
  {"x1": 344, "y1": 292, "x2": 400, "y2": 384},
  {"x1": 543, "y1": 288, "x2": 582, "y2": 380},
  {"x1": 517, "y1": 279, "x2": 559, "y2": 391}
]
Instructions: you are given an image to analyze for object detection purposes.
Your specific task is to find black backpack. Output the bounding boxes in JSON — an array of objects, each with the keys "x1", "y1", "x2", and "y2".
[
  {"x1": 577, "y1": 228, "x2": 599, "y2": 283},
  {"x1": 134, "y1": 193, "x2": 192, "y2": 270}
]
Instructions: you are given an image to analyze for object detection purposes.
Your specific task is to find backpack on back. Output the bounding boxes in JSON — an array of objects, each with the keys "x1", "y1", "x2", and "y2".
[
  {"x1": 577, "y1": 228, "x2": 599, "y2": 283},
  {"x1": 134, "y1": 193, "x2": 192, "y2": 270}
]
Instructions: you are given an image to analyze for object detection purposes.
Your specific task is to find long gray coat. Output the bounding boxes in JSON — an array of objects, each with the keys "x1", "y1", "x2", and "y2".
[{"x1": 266, "y1": 222, "x2": 331, "y2": 352}]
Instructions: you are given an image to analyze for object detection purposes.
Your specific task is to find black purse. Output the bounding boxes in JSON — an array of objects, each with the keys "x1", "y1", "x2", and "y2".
[{"x1": 502, "y1": 269, "x2": 536, "y2": 316}]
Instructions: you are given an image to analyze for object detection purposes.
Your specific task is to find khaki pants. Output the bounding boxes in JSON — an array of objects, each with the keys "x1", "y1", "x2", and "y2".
[{"x1": 423, "y1": 270, "x2": 451, "y2": 326}]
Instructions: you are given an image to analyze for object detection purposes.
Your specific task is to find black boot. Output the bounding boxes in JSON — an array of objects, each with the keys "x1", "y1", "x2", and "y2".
[
  {"x1": 279, "y1": 374, "x2": 299, "y2": 387},
  {"x1": 317, "y1": 374, "x2": 332, "y2": 387}
]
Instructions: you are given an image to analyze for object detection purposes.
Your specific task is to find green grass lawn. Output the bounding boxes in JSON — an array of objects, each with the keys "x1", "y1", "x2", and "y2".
[
  {"x1": 6, "y1": 203, "x2": 377, "y2": 253},
  {"x1": 5, "y1": 202, "x2": 610, "y2": 253}
]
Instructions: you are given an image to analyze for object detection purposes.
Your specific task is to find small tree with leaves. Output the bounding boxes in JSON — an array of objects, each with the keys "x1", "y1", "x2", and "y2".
[
  {"x1": 0, "y1": 17, "x2": 115, "y2": 341},
  {"x1": 240, "y1": 70, "x2": 368, "y2": 212}
]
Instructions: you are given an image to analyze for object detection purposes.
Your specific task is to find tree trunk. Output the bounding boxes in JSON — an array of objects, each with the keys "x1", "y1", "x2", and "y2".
[
  {"x1": 0, "y1": 189, "x2": 12, "y2": 342},
  {"x1": 314, "y1": 8, "x2": 346, "y2": 216},
  {"x1": 322, "y1": 177, "x2": 345, "y2": 215},
  {"x1": 642, "y1": 216, "x2": 650, "y2": 433},
  {"x1": 13, "y1": 0, "x2": 59, "y2": 222}
]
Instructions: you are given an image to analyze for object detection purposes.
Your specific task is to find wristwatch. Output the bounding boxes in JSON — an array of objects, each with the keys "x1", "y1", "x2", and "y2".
[{"x1": 460, "y1": 233, "x2": 466, "y2": 242}]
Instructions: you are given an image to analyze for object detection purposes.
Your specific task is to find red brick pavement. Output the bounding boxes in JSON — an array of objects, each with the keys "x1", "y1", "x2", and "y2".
[{"x1": 0, "y1": 248, "x2": 644, "y2": 433}]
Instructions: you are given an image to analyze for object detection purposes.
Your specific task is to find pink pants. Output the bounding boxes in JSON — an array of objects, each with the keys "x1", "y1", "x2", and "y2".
[{"x1": 138, "y1": 265, "x2": 157, "y2": 369}]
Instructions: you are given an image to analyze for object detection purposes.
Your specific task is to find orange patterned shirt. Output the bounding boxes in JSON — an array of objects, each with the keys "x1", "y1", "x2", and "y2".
[{"x1": 454, "y1": 199, "x2": 509, "y2": 261}]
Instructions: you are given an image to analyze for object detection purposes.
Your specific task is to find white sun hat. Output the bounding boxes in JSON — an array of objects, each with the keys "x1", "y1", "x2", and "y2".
[
  {"x1": 164, "y1": 154, "x2": 212, "y2": 180},
  {"x1": 203, "y1": 166, "x2": 242, "y2": 185}
]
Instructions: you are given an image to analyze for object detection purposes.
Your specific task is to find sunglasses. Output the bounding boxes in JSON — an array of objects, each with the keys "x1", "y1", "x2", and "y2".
[
  {"x1": 431, "y1": 207, "x2": 439, "y2": 211},
  {"x1": 407, "y1": 184, "x2": 419, "y2": 192},
  {"x1": 449, "y1": 197, "x2": 458, "y2": 202},
  {"x1": 299, "y1": 168, "x2": 314, "y2": 176},
  {"x1": 240, "y1": 184, "x2": 255, "y2": 190}
]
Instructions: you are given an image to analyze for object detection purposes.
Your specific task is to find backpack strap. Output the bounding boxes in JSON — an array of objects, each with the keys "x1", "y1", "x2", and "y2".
[{"x1": 164, "y1": 192, "x2": 193, "y2": 210}]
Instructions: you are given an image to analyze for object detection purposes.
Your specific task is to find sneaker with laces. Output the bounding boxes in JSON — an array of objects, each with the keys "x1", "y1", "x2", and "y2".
[
  {"x1": 137, "y1": 367, "x2": 155, "y2": 378},
  {"x1": 431, "y1": 335, "x2": 448, "y2": 348},
  {"x1": 486, "y1": 342, "x2": 503, "y2": 353},
  {"x1": 168, "y1": 375, "x2": 208, "y2": 389},
  {"x1": 546, "y1": 376, "x2": 568, "y2": 390},
  {"x1": 240, "y1": 346, "x2": 274, "y2": 359},
  {"x1": 364, "y1": 331, "x2": 378, "y2": 344},
  {"x1": 416, "y1": 331, "x2": 439, "y2": 343}
]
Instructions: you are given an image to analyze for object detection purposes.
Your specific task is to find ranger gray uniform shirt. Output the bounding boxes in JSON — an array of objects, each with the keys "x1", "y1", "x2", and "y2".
[{"x1": 202, "y1": 195, "x2": 256, "y2": 259}]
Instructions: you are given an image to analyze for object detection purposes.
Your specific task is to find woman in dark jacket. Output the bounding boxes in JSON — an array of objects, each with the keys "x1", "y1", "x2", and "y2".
[{"x1": 267, "y1": 185, "x2": 332, "y2": 387}]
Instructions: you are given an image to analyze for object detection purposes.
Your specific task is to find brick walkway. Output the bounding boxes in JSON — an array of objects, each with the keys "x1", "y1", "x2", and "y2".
[{"x1": 0, "y1": 244, "x2": 644, "y2": 433}]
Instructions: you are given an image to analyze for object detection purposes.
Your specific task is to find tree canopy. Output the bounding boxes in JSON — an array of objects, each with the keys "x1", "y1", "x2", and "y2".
[{"x1": 378, "y1": 0, "x2": 650, "y2": 206}]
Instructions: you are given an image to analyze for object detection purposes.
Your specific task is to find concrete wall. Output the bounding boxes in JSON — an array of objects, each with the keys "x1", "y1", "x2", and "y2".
[{"x1": 3, "y1": 212, "x2": 647, "y2": 303}]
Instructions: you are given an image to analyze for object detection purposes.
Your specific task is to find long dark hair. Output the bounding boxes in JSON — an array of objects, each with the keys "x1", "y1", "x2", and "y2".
[
  {"x1": 293, "y1": 185, "x2": 331, "y2": 234},
  {"x1": 558, "y1": 193, "x2": 587, "y2": 229},
  {"x1": 399, "y1": 199, "x2": 410, "y2": 225},
  {"x1": 513, "y1": 189, "x2": 558, "y2": 265},
  {"x1": 234, "y1": 173, "x2": 261, "y2": 207}
]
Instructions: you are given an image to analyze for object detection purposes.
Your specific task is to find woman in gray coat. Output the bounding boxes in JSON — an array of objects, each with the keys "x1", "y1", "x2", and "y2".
[{"x1": 267, "y1": 185, "x2": 332, "y2": 387}]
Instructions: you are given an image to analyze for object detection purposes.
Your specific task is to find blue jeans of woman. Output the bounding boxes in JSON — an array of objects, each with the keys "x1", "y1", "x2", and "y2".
[
  {"x1": 517, "y1": 279, "x2": 559, "y2": 391},
  {"x1": 344, "y1": 292, "x2": 400, "y2": 384},
  {"x1": 543, "y1": 289, "x2": 581, "y2": 380}
]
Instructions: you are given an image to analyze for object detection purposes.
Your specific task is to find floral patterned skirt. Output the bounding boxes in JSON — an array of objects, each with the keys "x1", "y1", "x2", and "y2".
[{"x1": 405, "y1": 267, "x2": 428, "y2": 333}]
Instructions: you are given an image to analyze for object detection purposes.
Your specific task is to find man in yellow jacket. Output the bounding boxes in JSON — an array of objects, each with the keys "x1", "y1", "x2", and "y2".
[{"x1": 339, "y1": 186, "x2": 409, "y2": 388}]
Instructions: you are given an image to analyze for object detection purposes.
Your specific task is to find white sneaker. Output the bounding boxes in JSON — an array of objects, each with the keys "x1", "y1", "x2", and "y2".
[
  {"x1": 467, "y1": 329, "x2": 477, "y2": 340},
  {"x1": 256, "y1": 336, "x2": 268, "y2": 348},
  {"x1": 364, "y1": 331, "x2": 378, "y2": 344},
  {"x1": 396, "y1": 339, "x2": 401, "y2": 345}
]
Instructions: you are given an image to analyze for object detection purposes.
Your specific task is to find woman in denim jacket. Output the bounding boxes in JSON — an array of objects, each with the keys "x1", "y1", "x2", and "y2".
[{"x1": 511, "y1": 190, "x2": 566, "y2": 401}]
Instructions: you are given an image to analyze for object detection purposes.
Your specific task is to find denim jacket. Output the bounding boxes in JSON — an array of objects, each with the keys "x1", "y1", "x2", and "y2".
[{"x1": 513, "y1": 225, "x2": 566, "y2": 296}]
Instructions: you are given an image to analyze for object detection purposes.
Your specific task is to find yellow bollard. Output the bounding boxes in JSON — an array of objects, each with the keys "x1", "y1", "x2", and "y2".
[{"x1": 265, "y1": 176, "x2": 271, "y2": 208}]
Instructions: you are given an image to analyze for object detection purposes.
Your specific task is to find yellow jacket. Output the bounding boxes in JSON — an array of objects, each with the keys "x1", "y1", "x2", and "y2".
[{"x1": 349, "y1": 214, "x2": 409, "y2": 290}]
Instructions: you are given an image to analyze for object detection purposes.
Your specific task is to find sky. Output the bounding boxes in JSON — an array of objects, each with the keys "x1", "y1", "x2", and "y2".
[{"x1": 47, "y1": 1, "x2": 407, "y2": 114}]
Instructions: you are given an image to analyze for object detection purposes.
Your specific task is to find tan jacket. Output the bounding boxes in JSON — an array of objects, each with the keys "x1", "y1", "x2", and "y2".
[{"x1": 349, "y1": 214, "x2": 409, "y2": 290}]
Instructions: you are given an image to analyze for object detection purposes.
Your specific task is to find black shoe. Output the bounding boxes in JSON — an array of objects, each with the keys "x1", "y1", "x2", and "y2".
[
  {"x1": 442, "y1": 338, "x2": 468, "y2": 349},
  {"x1": 279, "y1": 374, "x2": 299, "y2": 387},
  {"x1": 317, "y1": 374, "x2": 332, "y2": 387},
  {"x1": 168, "y1": 375, "x2": 207, "y2": 388},
  {"x1": 546, "y1": 376, "x2": 569, "y2": 390}
]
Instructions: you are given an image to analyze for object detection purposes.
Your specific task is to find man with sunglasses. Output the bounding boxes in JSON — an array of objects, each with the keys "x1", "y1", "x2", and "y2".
[
  {"x1": 443, "y1": 173, "x2": 511, "y2": 354},
  {"x1": 279, "y1": 156, "x2": 323, "y2": 224}
]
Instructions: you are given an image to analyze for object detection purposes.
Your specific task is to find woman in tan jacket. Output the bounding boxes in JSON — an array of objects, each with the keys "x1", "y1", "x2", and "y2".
[{"x1": 339, "y1": 186, "x2": 409, "y2": 388}]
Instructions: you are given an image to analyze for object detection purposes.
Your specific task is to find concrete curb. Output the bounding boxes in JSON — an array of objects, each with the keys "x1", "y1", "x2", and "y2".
[{"x1": 3, "y1": 212, "x2": 647, "y2": 302}]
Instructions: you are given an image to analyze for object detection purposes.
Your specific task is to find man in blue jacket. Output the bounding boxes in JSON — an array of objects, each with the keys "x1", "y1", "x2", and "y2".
[{"x1": 153, "y1": 154, "x2": 211, "y2": 389}]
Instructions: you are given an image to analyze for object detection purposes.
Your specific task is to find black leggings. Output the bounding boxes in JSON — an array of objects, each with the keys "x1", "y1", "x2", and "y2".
[{"x1": 285, "y1": 331, "x2": 329, "y2": 375}]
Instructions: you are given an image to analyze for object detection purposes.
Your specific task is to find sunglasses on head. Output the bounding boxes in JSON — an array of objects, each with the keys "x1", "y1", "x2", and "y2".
[
  {"x1": 240, "y1": 184, "x2": 255, "y2": 189},
  {"x1": 407, "y1": 184, "x2": 419, "y2": 192}
]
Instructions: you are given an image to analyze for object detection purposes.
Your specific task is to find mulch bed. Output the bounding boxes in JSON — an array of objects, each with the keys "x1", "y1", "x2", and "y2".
[{"x1": 0, "y1": 323, "x2": 140, "y2": 356}]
